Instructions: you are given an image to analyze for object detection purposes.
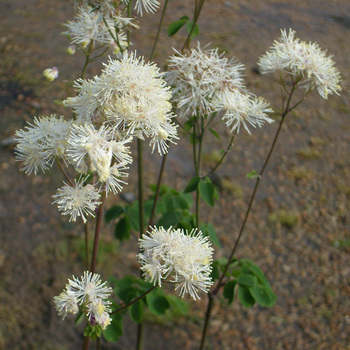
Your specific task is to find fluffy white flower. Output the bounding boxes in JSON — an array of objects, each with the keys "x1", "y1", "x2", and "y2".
[
  {"x1": 63, "y1": 5, "x2": 127, "y2": 50},
  {"x1": 64, "y1": 52, "x2": 178, "y2": 154},
  {"x1": 258, "y1": 29, "x2": 342, "y2": 99},
  {"x1": 54, "y1": 271, "x2": 112, "y2": 330},
  {"x1": 215, "y1": 90, "x2": 274, "y2": 134},
  {"x1": 15, "y1": 115, "x2": 73, "y2": 175},
  {"x1": 52, "y1": 178, "x2": 101, "y2": 223},
  {"x1": 134, "y1": 0, "x2": 160, "y2": 16},
  {"x1": 165, "y1": 43, "x2": 245, "y2": 119},
  {"x1": 139, "y1": 226, "x2": 214, "y2": 300},
  {"x1": 66, "y1": 123, "x2": 132, "y2": 194},
  {"x1": 53, "y1": 291, "x2": 79, "y2": 319}
]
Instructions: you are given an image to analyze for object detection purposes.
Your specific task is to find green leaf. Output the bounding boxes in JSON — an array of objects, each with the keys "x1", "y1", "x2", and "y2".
[
  {"x1": 115, "y1": 216, "x2": 130, "y2": 241},
  {"x1": 223, "y1": 280, "x2": 237, "y2": 305},
  {"x1": 209, "y1": 128, "x2": 221, "y2": 140},
  {"x1": 198, "y1": 178, "x2": 215, "y2": 206},
  {"x1": 166, "y1": 294, "x2": 189, "y2": 315},
  {"x1": 84, "y1": 324, "x2": 103, "y2": 341},
  {"x1": 250, "y1": 285, "x2": 276, "y2": 307},
  {"x1": 157, "y1": 211, "x2": 181, "y2": 229},
  {"x1": 146, "y1": 291, "x2": 170, "y2": 316},
  {"x1": 246, "y1": 170, "x2": 259, "y2": 179},
  {"x1": 184, "y1": 176, "x2": 201, "y2": 193},
  {"x1": 207, "y1": 223, "x2": 221, "y2": 247},
  {"x1": 186, "y1": 21, "x2": 199, "y2": 38},
  {"x1": 113, "y1": 276, "x2": 138, "y2": 303},
  {"x1": 103, "y1": 313, "x2": 123, "y2": 342},
  {"x1": 167, "y1": 17, "x2": 188, "y2": 37},
  {"x1": 237, "y1": 274, "x2": 257, "y2": 288},
  {"x1": 126, "y1": 203, "x2": 139, "y2": 231},
  {"x1": 105, "y1": 205, "x2": 125, "y2": 223},
  {"x1": 129, "y1": 300, "x2": 144, "y2": 323},
  {"x1": 238, "y1": 285, "x2": 255, "y2": 308}
]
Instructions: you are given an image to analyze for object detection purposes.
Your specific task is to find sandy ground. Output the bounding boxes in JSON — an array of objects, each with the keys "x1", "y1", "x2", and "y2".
[{"x1": 0, "y1": 0, "x2": 349, "y2": 349}]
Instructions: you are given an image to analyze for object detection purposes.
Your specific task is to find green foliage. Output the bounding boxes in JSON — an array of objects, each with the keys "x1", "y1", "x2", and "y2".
[
  {"x1": 221, "y1": 259, "x2": 276, "y2": 308},
  {"x1": 167, "y1": 16, "x2": 199, "y2": 39},
  {"x1": 115, "y1": 216, "x2": 131, "y2": 241},
  {"x1": 246, "y1": 170, "x2": 259, "y2": 179},
  {"x1": 84, "y1": 324, "x2": 103, "y2": 341},
  {"x1": 200, "y1": 223, "x2": 220, "y2": 247},
  {"x1": 186, "y1": 21, "x2": 200, "y2": 38},
  {"x1": 146, "y1": 289, "x2": 170, "y2": 316},
  {"x1": 105, "y1": 205, "x2": 125, "y2": 223},
  {"x1": 167, "y1": 16, "x2": 189, "y2": 37},
  {"x1": 184, "y1": 176, "x2": 201, "y2": 193},
  {"x1": 103, "y1": 312, "x2": 123, "y2": 342},
  {"x1": 198, "y1": 176, "x2": 219, "y2": 207},
  {"x1": 129, "y1": 301, "x2": 143, "y2": 323}
]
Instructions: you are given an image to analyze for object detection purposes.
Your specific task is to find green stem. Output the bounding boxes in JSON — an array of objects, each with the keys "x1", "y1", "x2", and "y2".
[
  {"x1": 81, "y1": 42, "x2": 93, "y2": 79},
  {"x1": 206, "y1": 133, "x2": 235, "y2": 176},
  {"x1": 182, "y1": 0, "x2": 206, "y2": 51},
  {"x1": 149, "y1": 0, "x2": 169, "y2": 61},
  {"x1": 90, "y1": 191, "x2": 106, "y2": 274}
]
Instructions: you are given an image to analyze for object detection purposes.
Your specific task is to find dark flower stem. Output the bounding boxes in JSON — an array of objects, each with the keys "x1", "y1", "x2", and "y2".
[
  {"x1": 90, "y1": 191, "x2": 106, "y2": 274},
  {"x1": 199, "y1": 80, "x2": 304, "y2": 350}
]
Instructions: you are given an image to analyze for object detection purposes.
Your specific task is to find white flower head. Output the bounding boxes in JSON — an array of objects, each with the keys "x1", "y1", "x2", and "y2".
[
  {"x1": 66, "y1": 123, "x2": 132, "y2": 194},
  {"x1": 43, "y1": 67, "x2": 59, "y2": 82},
  {"x1": 139, "y1": 226, "x2": 214, "y2": 300},
  {"x1": 52, "y1": 178, "x2": 101, "y2": 223},
  {"x1": 15, "y1": 115, "x2": 73, "y2": 175},
  {"x1": 64, "y1": 52, "x2": 178, "y2": 154},
  {"x1": 165, "y1": 43, "x2": 245, "y2": 119},
  {"x1": 54, "y1": 271, "x2": 112, "y2": 330},
  {"x1": 215, "y1": 90, "x2": 274, "y2": 134},
  {"x1": 134, "y1": 0, "x2": 160, "y2": 16},
  {"x1": 258, "y1": 29, "x2": 342, "y2": 99},
  {"x1": 53, "y1": 291, "x2": 79, "y2": 319},
  {"x1": 63, "y1": 5, "x2": 127, "y2": 51}
]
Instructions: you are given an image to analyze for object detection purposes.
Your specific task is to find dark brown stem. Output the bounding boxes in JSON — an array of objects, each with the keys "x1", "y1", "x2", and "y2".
[
  {"x1": 82, "y1": 335, "x2": 90, "y2": 350},
  {"x1": 148, "y1": 150, "x2": 168, "y2": 227},
  {"x1": 90, "y1": 191, "x2": 106, "y2": 274},
  {"x1": 199, "y1": 294, "x2": 214, "y2": 350},
  {"x1": 84, "y1": 222, "x2": 89, "y2": 270}
]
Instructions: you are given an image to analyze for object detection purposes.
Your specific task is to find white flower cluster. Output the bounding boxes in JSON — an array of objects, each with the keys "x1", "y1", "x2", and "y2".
[
  {"x1": 54, "y1": 271, "x2": 112, "y2": 330},
  {"x1": 15, "y1": 115, "x2": 73, "y2": 175},
  {"x1": 139, "y1": 226, "x2": 214, "y2": 300},
  {"x1": 258, "y1": 29, "x2": 342, "y2": 99},
  {"x1": 15, "y1": 115, "x2": 132, "y2": 222},
  {"x1": 64, "y1": 52, "x2": 178, "y2": 155},
  {"x1": 166, "y1": 43, "x2": 273, "y2": 134},
  {"x1": 52, "y1": 178, "x2": 101, "y2": 223},
  {"x1": 62, "y1": 4, "x2": 129, "y2": 52}
]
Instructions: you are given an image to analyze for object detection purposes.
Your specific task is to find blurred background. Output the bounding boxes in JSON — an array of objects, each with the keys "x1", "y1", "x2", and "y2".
[{"x1": 0, "y1": 0, "x2": 349, "y2": 349}]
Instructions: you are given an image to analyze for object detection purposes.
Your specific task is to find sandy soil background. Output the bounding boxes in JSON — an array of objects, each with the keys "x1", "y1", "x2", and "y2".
[{"x1": 0, "y1": 0, "x2": 349, "y2": 349}]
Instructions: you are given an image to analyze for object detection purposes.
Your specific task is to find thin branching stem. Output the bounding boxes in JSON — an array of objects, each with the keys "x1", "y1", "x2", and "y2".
[
  {"x1": 149, "y1": 0, "x2": 169, "y2": 61},
  {"x1": 55, "y1": 158, "x2": 74, "y2": 187},
  {"x1": 90, "y1": 191, "x2": 106, "y2": 274},
  {"x1": 84, "y1": 222, "x2": 89, "y2": 270},
  {"x1": 111, "y1": 286, "x2": 157, "y2": 314},
  {"x1": 206, "y1": 133, "x2": 236, "y2": 176},
  {"x1": 136, "y1": 138, "x2": 145, "y2": 350}
]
